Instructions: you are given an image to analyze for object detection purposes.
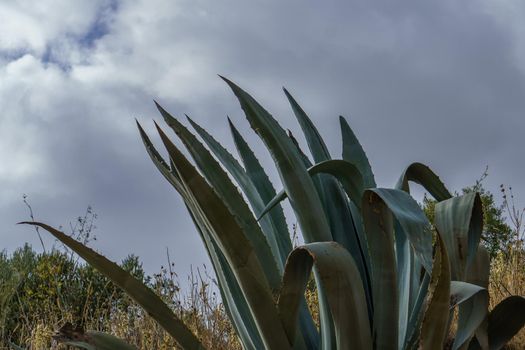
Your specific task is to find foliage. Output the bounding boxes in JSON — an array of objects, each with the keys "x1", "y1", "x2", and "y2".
[{"x1": 23, "y1": 78, "x2": 525, "y2": 349}]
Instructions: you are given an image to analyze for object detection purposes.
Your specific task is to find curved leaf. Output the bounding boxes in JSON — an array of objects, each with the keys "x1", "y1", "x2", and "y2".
[
  {"x1": 221, "y1": 76, "x2": 331, "y2": 244},
  {"x1": 138, "y1": 122, "x2": 263, "y2": 349},
  {"x1": 362, "y1": 188, "x2": 433, "y2": 349},
  {"x1": 450, "y1": 281, "x2": 489, "y2": 350},
  {"x1": 258, "y1": 160, "x2": 364, "y2": 219},
  {"x1": 395, "y1": 162, "x2": 452, "y2": 202},
  {"x1": 278, "y1": 242, "x2": 372, "y2": 349},
  {"x1": 222, "y1": 77, "x2": 334, "y2": 348},
  {"x1": 467, "y1": 246, "x2": 490, "y2": 349},
  {"x1": 227, "y1": 118, "x2": 290, "y2": 247},
  {"x1": 361, "y1": 190, "x2": 397, "y2": 349},
  {"x1": 419, "y1": 234, "x2": 451, "y2": 349},
  {"x1": 188, "y1": 117, "x2": 316, "y2": 348},
  {"x1": 434, "y1": 193, "x2": 483, "y2": 281},
  {"x1": 20, "y1": 222, "x2": 205, "y2": 350},
  {"x1": 154, "y1": 125, "x2": 291, "y2": 349},
  {"x1": 155, "y1": 106, "x2": 281, "y2": 291},
  {"x1": 188, "y1": 116, "x2": 291, "y2": 270},
  {"x1": 394, "y1": 162, "x2": 452, "y2": 347},
  {"x1": 486, "y1": 296, "x2": 525, "y2": 350}
]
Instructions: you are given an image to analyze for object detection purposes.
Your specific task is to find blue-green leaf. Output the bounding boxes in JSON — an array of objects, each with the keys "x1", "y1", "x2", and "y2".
[
  {"x1": 155, "y1": 124, "x2": 291, "y2": 349},
  {"x1": 279, "y1": 242, "x2": 372, "y2": 350},
  {"x1": 340, "y1": 116, "x2": 375, "y2": 189},
  {"x1": 434, "y1": 193, "x2": 483, "y2": 281}
]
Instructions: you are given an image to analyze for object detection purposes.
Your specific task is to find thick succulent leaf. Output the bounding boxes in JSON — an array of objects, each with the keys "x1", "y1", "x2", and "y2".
[
  {"x1": 155, "y1": 125, "x2": 291, "y2": 349},
  {"x1": 222, "y1": 77, "x2": 334, "y2": 348},
  {"x1": 362, "y1": 188, "x2": 433, "y2": 349},
  {"x1": 396, "y1": 227, "x2": 413, "y2": 349},
  {"x1": 284, "y1": 89, "x2": 373, "y2": 317},
  {"x1": 361, "y1": 190, "x2": 397, "y2": 349},
  {"x1": 339, "y1": 116, "x2": 375, "y2": 188},
  {"x1": 188, "y1": 118, "x2": 318, "y2": 344},
  {"x1": 221, "y1": 76, "x2": 331, "y2": 244},
  {"x1": 395, "y1": 162, "x2": 452, "y2": 202},
  {"x1": 466, "y1": 246, "x2": 490, "y2": 349},
  {"x1": 369, "y1": 188, "x2": 433, "y2": 272},
  {"x1": 258, "y1": 160, "x2": 364, "y2": 219},
  {"x1": 466, "y1": 246, "x2": 490, "y2": 288},
  {"x1": 137, "y1": 121, "x2": 184, "y2": 193},
  {"x1": 227, "y1": 118, "x2": 290, "y2": 249},
  {"x1": 394, "y1": 162, "x2": 452, "y2": 348},
  {"x1": 188, "y1": 116, "x2": 291, "y2": 269},
  {"x1": 255, "y1": 157, "x2": 374, "y2": 321},
  {"x1": 286, "y1": 129, "x2": 336, "y2": 349},
  {"x1": 186, "y1": 208, "x2": 263, "y2": 350},
  {"x1": 278, "y1": 242, "x2": 372, "y2": 350},
  {"x1": 419, "y1": 234, "x2": 451, "y2": 350},
  {"x1": 404, "y1": 272, "x2": 430, "y2": 349},
  {"x1": 450, "y1": 281, "x2": 489, "y2": 350},
  {"x1": 486, "y1": 296, "x2": 525, "y2": 350},
  {"x1": 20, "y1": 222, "x2": 204, "y2": 350},
  {"x1": 434, "y1": 193, "x2": 483, "y2": 281},
  {"x1": 138, "y1": 123, "x2": 263, "y2": 349},
  {"x1": 283, "y1": 88, "x2": 331, "y2": 162},
  {"x1": 155, "y1": 106, "x2": 281, "y2": 292}
]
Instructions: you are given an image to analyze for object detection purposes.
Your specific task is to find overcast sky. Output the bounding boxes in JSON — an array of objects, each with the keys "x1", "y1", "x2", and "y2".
[{"x1": 1, "y1": 0, "x2": 524, "y2": 277}]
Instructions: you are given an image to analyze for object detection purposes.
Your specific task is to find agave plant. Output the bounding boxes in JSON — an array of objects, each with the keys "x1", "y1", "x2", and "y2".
[{"x1": 25, "y1": 77, "x2": 525, "y2": 349}]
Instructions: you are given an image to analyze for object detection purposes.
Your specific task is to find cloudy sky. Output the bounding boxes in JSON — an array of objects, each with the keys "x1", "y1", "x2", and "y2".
[{"x1": 1, "y1": 0, "x2": 524, "y2": 276}]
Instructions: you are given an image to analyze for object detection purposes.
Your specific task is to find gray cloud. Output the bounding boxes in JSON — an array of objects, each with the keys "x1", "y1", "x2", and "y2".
[{"x1": 1, "y1": 0, "x2": 524, "y2": 275}]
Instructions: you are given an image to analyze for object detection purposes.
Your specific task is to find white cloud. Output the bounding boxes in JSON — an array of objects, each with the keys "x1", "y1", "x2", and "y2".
[{"x1": 0, "y1": 0, "x2": 108, "y2": 55}]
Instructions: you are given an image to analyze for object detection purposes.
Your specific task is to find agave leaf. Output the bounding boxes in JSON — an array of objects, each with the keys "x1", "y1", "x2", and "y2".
[
  {"x1": 155, "y1": 106, "x2": 281, "y2": 292},
  {"x1": 219, "y1": 118, "x2": 319, "y2": 348},
  {"x1": 222, "y1": 77, "x2": 334, "y2": 349},
  {"x1": 255, "y1": 158, "x2": 374, "y2": 320},
  {"x1": 395, "y1": 162, "x2": 452, "y2": 202},
  {"x1": 467, "y1": 246, "x2": 490, "y2": 349},
  {"x1": 154, "y1": 125, "x2": 291, "y2": 349},
  {"x1": 283, "y1": 87, "x2": 332, "y2": 162},
  {"x1": 20, "y1": 222, "x2": 204, "y2": 350},
  {"x1": 278, "y1": 242, "x2": 372, "y2": 350},
  {"x1": 221, "y1": 76, "x2": 331, "y2": 244},
  {"x1": 404, "y1": 272, "x2": 431, "y2": 349},
  {"x1": 450, "y1": 281, "x2": 489, "y2": 350},
  {"x1": 361, "y1": 190, "x2": 397, "y2": 349},
  {"x1": 138, "y1": 123, "x2": 263, "y2": 349},
  {"x1": 227, "y1": 117, "x2": 290, "y2": 254},
  {"x1": 137, "y1": 121, "x2": 184, "y2": 193},
  {"x1": 284, "y1": 88, "x2": 373, "y2": 309},
  {"x1": 258, "y1": 160, "x2": 364, "y2": 219},
  {"x1": 394, "y1": 162, "x2": 452, "y2": 347},
  {"x1": 339, "y1": 116, "x2": 376, "y2": 189},
  {"x1": 434, "y1": 193, "x2": 483, "y2": 281},
  {"x1": 486, "y1": 296, "x2": 525, "y2": 350},
  {"x1": 368, "y1": 188, "x2": 433, "y2": 273},
  {"x1": 187, "y1": 207, "x2": 264, "y2": 350},
  {"x1": 191, "y1": 117, "x2": 318, "y2": 349},
  {"x1": 362, "y1": 188, "x2": 433, "y2": 349},
  {"x1": 188, "y1": 116, "x2": 291, "y2": 269},
  {"x1": 419, "y1": 234, "x2": 451, "y2": 349}
]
